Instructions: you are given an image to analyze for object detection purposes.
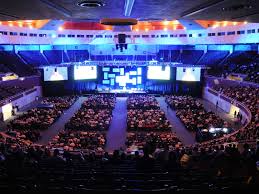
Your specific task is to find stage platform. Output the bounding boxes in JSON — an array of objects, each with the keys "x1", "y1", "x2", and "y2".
[
  {"x1": 82, "y1": 89, "x2": 162, "y2": 97},
  {"x1": 98, "y1": 89, "x2": 146, "y2": 94},
  {"x1": 97, "y1": 89, "x2": 146, "y2": 96}
]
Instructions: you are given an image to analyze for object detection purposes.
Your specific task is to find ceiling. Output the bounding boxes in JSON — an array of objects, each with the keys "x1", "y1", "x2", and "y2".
[{"x1": 0, "y1": 0, "x2": 259, "y2": 22}]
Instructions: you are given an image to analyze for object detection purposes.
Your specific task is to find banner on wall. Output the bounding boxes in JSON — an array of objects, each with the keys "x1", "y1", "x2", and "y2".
[
  {"x1": 227, "y1": 74, "x2": 243, "y2": 81},
  {"x1": 0, "y1": 73, "x2": 19, "y2": 81},
  {"x1": 2, "y1": 103, "x2": 13, "y2": 121}
]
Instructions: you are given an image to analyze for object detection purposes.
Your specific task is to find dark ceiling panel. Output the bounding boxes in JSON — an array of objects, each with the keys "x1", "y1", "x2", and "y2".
[
  {"x1": 50, "y1": 0, "x2": 125, "y2": 19},
  {"x1": 131, "y1": 0, "x2": 207, "y2": 20},
  {"x1": 0, "y1": 0, "x2": 69, "y2": 20},
  {"x1": 182, "y1": 0, "x2": 259, "y2": 21}
]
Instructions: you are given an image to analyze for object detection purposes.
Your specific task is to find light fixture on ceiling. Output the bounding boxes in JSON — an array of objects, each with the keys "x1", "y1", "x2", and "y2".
[
  {"x1": 222, "y1": 4, "x2": 253, "y2": 11},
  {"x1": 163, "y1": 20, "x2": 169, "y2": 25},
  {"x1": 77, "y1": 0, "x2": 105, "y2": 7},
  {"x1": 223, "y1": 21, "x2": 228, "y2": 26}
]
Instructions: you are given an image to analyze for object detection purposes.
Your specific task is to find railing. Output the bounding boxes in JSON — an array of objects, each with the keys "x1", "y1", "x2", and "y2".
[
  {"x1": 0, "y1": 86, "x2": 38, "y2": 106},
  {"x1": 200, "y1": 87, "x2": 253, "y2": 146},
  {"x1": 205, "y1": 75, "x2": 259, "y2": 88}
]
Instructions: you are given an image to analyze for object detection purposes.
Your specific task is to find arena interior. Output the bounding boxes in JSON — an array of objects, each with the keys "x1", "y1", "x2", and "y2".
[{"x1": 0, "y1": 0, "x2": 258, "y2": 193}]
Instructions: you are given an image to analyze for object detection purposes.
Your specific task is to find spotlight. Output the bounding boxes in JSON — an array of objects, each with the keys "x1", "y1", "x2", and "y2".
[{"x1": 163, "y1": 20, "x2": 169, "y2": 25}]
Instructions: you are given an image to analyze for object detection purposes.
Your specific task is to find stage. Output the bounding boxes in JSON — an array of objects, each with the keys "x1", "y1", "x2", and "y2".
[{"x1": 98, "y1": 88, "x2": 147, "y2": 95}]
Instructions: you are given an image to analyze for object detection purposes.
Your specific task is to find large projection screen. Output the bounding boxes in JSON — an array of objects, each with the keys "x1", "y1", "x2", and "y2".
[
  {"x1": 176, "y1": 67, "x2": 201, "y2": 81},
  {"x1": 74, "y1": 66, "x2": 97, "y2": 80},
  {"x1": 147, "y1": 66, "x2": 170, "y2": 80},
  {"x1": 44, "y1": 67, "x2": 68, "y2": 81}
]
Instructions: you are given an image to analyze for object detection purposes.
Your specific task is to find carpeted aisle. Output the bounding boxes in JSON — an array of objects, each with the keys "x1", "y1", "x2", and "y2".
[
  {"x1": 106, "y1": 97, "x2": 127, "y2": 152},
  {"x1": 199, "y1": 99, "x2": 242, "y2": 131},
  {"x1": 36, "y1": 97, "x2": 87, "y2": 145},
  {"x1": 156, "y1": 97, "x2": 196, "y2": 146}
]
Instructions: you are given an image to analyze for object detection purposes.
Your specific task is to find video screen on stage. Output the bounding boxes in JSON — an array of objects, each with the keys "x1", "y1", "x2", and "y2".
[
  {"x1": 176, "y1": 67, "x2": 201, "y2": 82},
  {"x1": 74, "y1": 66, "x2": 97, "y2": 80},
  {"x1": 44, "y1": 66, "x2": 68, "y2": 81},
  {"x1": 100, "y1": 66, "x2": 143, "y2": 89},
  {"x1": 147, "y1": 66, "x2": 170, "y2": 80}
]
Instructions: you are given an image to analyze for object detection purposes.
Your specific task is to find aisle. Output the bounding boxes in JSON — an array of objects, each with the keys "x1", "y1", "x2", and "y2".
[
  {"x1": 199, "y1": 99, "x2": 242, "y2": 130},
  {"x1": 106, "y1": 97, "x2": 127, "y2": 152},
  {"x1": 156, "y1": 97, "x2": 196, "y2": 145},
  {"x1": 37, "y1": 97, "x2": 86, "y2": 145}
]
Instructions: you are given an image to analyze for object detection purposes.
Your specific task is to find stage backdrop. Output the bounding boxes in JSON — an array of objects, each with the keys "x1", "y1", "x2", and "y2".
[{"x1": 41, "y1": 66, "x2": 204, "y2": 97}]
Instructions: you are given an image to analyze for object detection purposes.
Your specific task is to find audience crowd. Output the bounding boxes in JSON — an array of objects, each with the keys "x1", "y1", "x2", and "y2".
[
  {"x1": 7, "y1": 96, "x2": 77, "y2": 142},
  {"x1": 166, "y1": 95, "x2": 203, "y2": 110},
  {"x1": 127, "y1": 95, "x2": 160, "y2": 109},
  {"x1": 0, "y1": 133, "x2": 258, "y2": 192},
  {"x1": 127, "y1": 109, "x2": 171, "y2": 131},
  {"x1": 0, "y1": 88, "x2": 258, "y2": 192},
  {"x1": 49, "y1": 130, "x2": 106, "y2": 152},
  {"x1": 82, "y1": 94, "x2": 116, "y2": 109},
  {"x1": 126, "y1": 132, "x2": 182, "y2": 152},
  {"x1": 225, "y1": 62, "x2": 259, "y2": 83},
  {"x1": 213, "y1": 86, "x2": 259, "y2": 142},
  {"x1": 166, "y1": 95, "x2": 229, "y2": 140},
  {"x1": 65, "y1": 95, "x2": 115, "y2": 131},
  {"x1": 41, "y1": 96, "x2": 78, "y2": 111},
  {"x1": 127, "y1": 95, "x2": 171, "y2": 131}
]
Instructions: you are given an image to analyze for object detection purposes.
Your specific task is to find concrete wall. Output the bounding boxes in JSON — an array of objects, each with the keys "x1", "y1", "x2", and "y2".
[
  {"x1": 0, "y1": 86, "x2": 42, "y2": 120},
  {"x1": 203, "y1": 87, "x2": 251, "y2": 125}
]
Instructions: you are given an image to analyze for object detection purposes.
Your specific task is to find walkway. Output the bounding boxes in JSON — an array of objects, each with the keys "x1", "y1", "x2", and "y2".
[
  {"x1": 199, "y1": 99, "x2": 242, "y2": 130},
  {"x1": 106, "y1": 97, "x2": 127, "y2": 152},
  {"x1": 37, "y1": 97, "x2": 86, "y2": 145},
  {"x1": 156, "y1": 97, "x2": 196, "y2": 146}
]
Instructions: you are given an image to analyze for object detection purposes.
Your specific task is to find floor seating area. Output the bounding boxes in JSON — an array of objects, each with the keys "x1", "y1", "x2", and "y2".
[
  {"x1": 7, "y1": 96, "x2": 77, "y2": 142},
  {"x1": 65, "y1": 95, "x2": 115, "y2": 131},
  {"x1": 126, "y1": 132, "x2": 182, "y2": 152},
  {"x1": 127, "y1": 95, "x2": 171, "y2": 131},
  {"x1": 166, "y1": 95, "x2": 229, "y2": 140},
  {"x1": 49, "y1": 130, "x2": 106, "y2": 152}
]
